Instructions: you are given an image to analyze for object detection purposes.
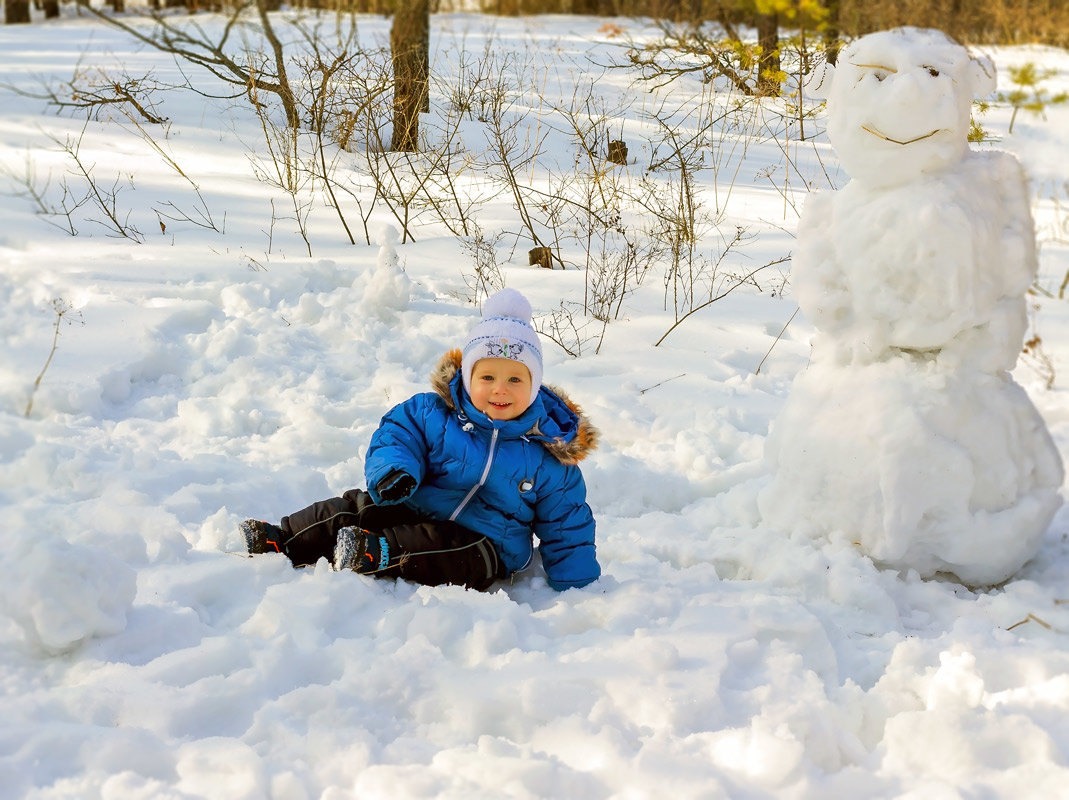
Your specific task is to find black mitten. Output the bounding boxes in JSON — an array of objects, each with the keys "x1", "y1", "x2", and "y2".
[{"x1": 376, "y1": 469, "x2": 416, "y2": 503}]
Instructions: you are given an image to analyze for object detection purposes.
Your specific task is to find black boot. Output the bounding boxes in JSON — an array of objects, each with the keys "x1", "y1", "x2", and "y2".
[
  {"x1": 334, "y1": 526, "x2": 391, "y2": 573},
  {"x1": 240, "y1": 519, "x2": 285, "y2": 555}
]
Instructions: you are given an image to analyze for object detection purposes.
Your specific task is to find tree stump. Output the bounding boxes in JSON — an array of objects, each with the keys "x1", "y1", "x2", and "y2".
[
  {"x1": 607, "y1": 140, "x2": 628, "y2": 165},
  {"x1": 528, "y1": 247, "x2": 554, "y2": 269}
]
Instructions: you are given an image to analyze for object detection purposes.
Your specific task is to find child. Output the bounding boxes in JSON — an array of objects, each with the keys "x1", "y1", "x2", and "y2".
[{"x1": 241, "y1": 288, "x2": 601, "y2": 592}]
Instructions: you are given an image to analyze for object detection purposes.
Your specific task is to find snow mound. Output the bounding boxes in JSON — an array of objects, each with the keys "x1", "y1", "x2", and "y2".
[
  {"x1": 761, "y1": 358, "x2": 1063, "y2": 584},
  {"x1": 1, "y1": 535, "x2": 137, "y2": 653},
  {"x1": 359, "y1": 224, "x2": 411, "y2": 321}
]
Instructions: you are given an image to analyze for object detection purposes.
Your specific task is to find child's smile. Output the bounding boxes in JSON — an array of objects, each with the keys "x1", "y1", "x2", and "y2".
[{"x1": 469, "y1": 358, "x2": 533, "y2": 421}]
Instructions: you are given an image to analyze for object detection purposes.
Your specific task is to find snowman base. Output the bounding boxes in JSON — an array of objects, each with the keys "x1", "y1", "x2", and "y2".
[{"x1": 759, "y1": 355, "x2": 1063, "y2": 586}]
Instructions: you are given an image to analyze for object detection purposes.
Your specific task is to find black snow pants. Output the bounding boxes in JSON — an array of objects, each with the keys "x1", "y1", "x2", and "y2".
[{"x1": 277, "y1": 489, "x2": 506, "y2": 591}]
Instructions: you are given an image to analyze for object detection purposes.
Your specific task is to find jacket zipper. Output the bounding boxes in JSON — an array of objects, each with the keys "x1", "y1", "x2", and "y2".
[{"x1": 450, "y1": 428, "x2": 499, "y2": 521}]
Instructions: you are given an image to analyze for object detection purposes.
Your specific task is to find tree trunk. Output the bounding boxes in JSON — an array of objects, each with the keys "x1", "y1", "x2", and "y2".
[
  {"x1": 674, "y1": 0, "x2": 702, "y2": 23},
  {"x1": 822, "y1": 0, "x2": 840, "y2": 65},
  {"x1": 390, "y1": 0, "x2": 430, "y2": 152},
  {"x1": 255, "y1": 0, "x2": 299, "y2": 128},
  {"x1": 755, "y1": 10, "x2": 780, "y2": 96},
  {"x1": 421, "y1": 13, "x2": 430, "y2": 113},
  {"x1": 43, "y1": 0, "x2": 61, "y2": 18},
  {"x1": 571, "y1": 0, "x2": 600, "y2": 13},
  {"x1": 6, "y1": 0, "x2": 32, "y2": 23}
]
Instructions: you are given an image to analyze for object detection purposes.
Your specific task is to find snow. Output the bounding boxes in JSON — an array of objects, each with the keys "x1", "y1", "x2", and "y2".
[{"x1": 1, "y1": 10, "x2": 1068, "y2": 800}]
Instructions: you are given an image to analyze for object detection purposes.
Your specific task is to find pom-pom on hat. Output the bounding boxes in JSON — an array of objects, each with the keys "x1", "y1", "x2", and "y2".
[{"x1": 462, "y1": 288, "x2": 544, "y2": 405}]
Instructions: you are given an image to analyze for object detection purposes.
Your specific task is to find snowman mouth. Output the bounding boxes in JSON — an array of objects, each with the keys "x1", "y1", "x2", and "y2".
[{"x1": 861, "y1": 125, "x2": 944, "y2": 145}]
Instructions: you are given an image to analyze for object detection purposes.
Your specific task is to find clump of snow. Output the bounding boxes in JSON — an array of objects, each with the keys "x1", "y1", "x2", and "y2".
[
  {"x1": 1, "y1": 532, "x2": 137, "y2": 654},
  {"x1": 359, "y1": 223, "x2": 412, "y2": 321},
  {"x1": 762, "y1": 27, "x2": 1064, "y2": 585}
]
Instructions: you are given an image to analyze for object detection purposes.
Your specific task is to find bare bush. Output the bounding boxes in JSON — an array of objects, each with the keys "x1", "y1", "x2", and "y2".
[
  {"x1": 248, "y1": 88, "x2": 315, "y2": 255},
  {"x1": 25, "y1": 298, "x2": 84, "y2": 419},
  {"x1": 460, "y1": 223, "x2": 505, "y2": 305},
  {"x1": 480, "y1": 76, "x2": 555, "y2": 256},
  {"x1": 79, "y1": 0, "x2": 301, "y2": 128},
  {"x1": 50, "y1": 121, "x2": 143, "y2": 242},
  {"x1": 534, "y1": 301, "x2": 606, "y2": 358},
  {"x1": 1, "y1": 156, "x2": 87, "y2": 236},
  {"x1": 655, "y1": 252, "x2": 791, "y2": 346},
  {"x1": 124, "y1": 117, "x2": 224, "y2": 233},
  {"x1": 3, "y1": 65, "x2": 167, "y2": 124}
]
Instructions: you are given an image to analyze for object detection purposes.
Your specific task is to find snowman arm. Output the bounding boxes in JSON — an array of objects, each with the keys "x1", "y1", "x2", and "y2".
[
  {"x1": 991, "y1": 151, "x2": 1038, "y2": 293},
  {"x1": 793, "y1": 193, "x2": 851, "y2": 328}
]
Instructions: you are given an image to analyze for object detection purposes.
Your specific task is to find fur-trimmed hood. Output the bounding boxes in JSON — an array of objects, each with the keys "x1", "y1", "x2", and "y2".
[{"x1": 430, "y1": 349, "x2": 599, "y2": 466}]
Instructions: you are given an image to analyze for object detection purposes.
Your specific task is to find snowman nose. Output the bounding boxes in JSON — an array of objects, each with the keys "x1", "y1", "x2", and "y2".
[{"x1": 888, "y1": 71, "x2": 922, "y2": 103}]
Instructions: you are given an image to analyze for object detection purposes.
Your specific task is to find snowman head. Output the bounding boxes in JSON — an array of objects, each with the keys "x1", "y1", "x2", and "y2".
[{"x1": 821, "y1": 28, "x2": 996, "y2": 187}]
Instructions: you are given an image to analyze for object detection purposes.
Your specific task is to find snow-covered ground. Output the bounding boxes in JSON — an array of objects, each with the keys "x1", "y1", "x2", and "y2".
[{"x1": 1, "y1": 9, "x2": 1067, "y2": 799}]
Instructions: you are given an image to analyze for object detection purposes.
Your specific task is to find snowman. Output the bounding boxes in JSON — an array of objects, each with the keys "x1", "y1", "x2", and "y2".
[{"x1": 759, "y1": 28, "x2": 1063, "y2": 585}]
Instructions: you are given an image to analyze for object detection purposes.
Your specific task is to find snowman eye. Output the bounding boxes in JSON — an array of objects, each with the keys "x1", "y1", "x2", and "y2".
[
  {"x1": 925, "y1": 66, "x2": 940, "y2": 77},
  {"x1": 852, "y1": 63, "x2": 896, "y2": 82}
]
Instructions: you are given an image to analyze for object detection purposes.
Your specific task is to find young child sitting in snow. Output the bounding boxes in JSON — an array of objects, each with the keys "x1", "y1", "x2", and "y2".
[{"x1": 240, "y1": 288, "x2": 601, "y2": 592}]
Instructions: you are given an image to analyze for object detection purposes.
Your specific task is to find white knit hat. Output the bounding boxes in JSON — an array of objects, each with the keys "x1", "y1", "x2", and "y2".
[{"x1": 461, "y1": 288, "x2": 544, "y2": 405}]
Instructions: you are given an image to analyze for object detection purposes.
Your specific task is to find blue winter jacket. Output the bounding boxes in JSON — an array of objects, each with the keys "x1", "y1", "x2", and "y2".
[{"x1": 364, "y1": 350, "x2": 600, "y2": 591}]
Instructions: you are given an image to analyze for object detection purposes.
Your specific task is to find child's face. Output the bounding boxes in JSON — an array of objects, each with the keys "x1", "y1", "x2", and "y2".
[{"x1": 469, "y1": 358, "x2": 532, "y2": 420}]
